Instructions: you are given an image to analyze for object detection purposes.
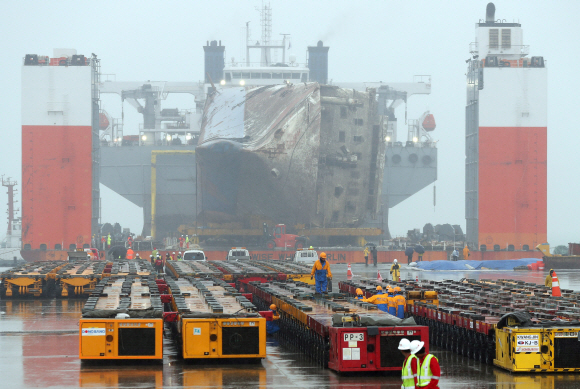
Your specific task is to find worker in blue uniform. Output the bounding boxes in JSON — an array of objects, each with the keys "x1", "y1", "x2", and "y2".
[
  {"x1": 266, "y1": 304, "x2": 280, "y2": 334},
  {"x1": 394, "y1": 287, "x2": 406, "y2": 319},
  {"x1": 356, "y1": 288, "x2": 364, "y2": 300},
  {"x1": 311, "y1": 252, "x2": 333, "y2": 294},
  {"x1": 387, "y1": 287, "x2": 397, "y2": 316},
  {"x1": 363, "y1": 286, "x2": 389, "y2": 312}
]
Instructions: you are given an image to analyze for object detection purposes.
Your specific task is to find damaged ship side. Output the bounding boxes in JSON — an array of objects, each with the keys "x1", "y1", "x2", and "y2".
[{"x1": 196, "y1": 82, "x2": 385, "y2": 231}]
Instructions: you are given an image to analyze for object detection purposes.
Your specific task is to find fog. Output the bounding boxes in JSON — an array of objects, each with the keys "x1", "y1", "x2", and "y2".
[{"x1": 0, "y1": 0, "x2": 578, "y2": 245}]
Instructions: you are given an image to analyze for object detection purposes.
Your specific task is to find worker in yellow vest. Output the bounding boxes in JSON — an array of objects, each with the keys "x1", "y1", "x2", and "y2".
[
  {"x1": 363, "y1": 246, "x2": 370, "y2": 266},
  {"x1": 398, "y1": 338, "x2": 418, "y2": 389},
  {"x1": 545, "y1": 269, "x2": 554, "y2": 287},
  {"x1": 390, "y1": 259, "x2": 401, "y2": 282},
  {"x1": 410, "y1": 340, "x2": 440, "y2": 388}
]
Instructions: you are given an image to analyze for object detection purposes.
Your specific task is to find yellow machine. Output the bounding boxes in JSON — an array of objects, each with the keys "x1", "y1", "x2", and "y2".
[
  {"x1": 79, "y1": 275, "x2": 164, "y2": 360},
  {"x1": 79, "y1": 319, "x2": 163, "y2": 360},
  {"x1": 180, "y1": 317, "x2": 266, "y2": 359},
  {"x1": 495, "y1": 325, "x2": 580, "y2": 372},
  {"x1": 1, "y1": 261, "x2": 64, "y2": 297},
  {"x1": 405, "y1": 290, "x2": 439, "y2": 307},
  {"x1": 166, "y1": 277, "x2": 266, "y2": 359}
]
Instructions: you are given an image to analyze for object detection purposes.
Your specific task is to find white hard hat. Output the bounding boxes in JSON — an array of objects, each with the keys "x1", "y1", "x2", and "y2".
[
  {"x1": 179, "y1": 251, "x2": 182, "y2": 254},
  {"x1": 398, "y1": 338, "x2": 411, "y2": 350},
  {"x1": 410, "y1": 340, "x2": 425, "y2": 355},
  {"x1": 394, "y1": 259, "x2": 398, "y2": 263},
  {"x1": 172, "y1": 252, "x2": 176, "y2": 254}
]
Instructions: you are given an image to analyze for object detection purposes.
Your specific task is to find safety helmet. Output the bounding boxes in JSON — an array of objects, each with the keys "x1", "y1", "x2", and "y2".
[
  {"x1": 172, "y1": 252, "x2": 175, "y2": 254},
  {"x1": 310, "y1": 246, "x2": 313, "y2": 249},
  {"x1": 388, "y1": 287, "x2": 394, "y2": 294},
  {"x1": 135, "y1": 253, "x2": 140, "y2": 257},
  {"x1": 356, "y1": 288, "x2": 363, "y2": 295},
  {"x1": 398, "y1": 338, "x2": 411, "y2": 351},
  {"x1": 165, "y1": 252, "x2": 170, "y2": 256},
  {"x1": 179, "y1": 251, "x2": 182, "y2": 254},
  {"x1": 270, "y1": 304, "x2": 277, "y2": 310},
  {"x1": 410, "y1": 340, "x2": 425, "y2": 355},
  {"x1": 320, "y1": 252, "x2": 327, "y2": 259},
  {"x1": 150, "y1": 255, "x2": 153, "y2": 258},
  {"x1": 376, "y1": 285, "x2": 383, "y2": 291},
  {"x1": 394, "y1": 259, "x2": 397, "y2": 263},
  {"x1": 394, "y1": 286, "x2": 401, "y2": 292}
]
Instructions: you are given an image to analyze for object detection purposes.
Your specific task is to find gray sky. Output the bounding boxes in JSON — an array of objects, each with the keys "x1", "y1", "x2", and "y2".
[{"x1": 1, "y1": 0, "x2": 578, "y2": 246}]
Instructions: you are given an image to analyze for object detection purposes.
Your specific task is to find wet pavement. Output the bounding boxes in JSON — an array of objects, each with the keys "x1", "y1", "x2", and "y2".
[{"x1": 2, "y1": 265, "x2": 580, "y2": 388}]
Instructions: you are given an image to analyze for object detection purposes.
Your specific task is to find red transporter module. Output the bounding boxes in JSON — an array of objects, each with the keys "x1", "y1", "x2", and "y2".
[{"x1": 248, "y1": 280, "x2": 429, "y2": 373}]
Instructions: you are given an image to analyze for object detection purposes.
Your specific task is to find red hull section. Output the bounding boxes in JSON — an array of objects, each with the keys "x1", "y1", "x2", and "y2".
[
  {"x1": 478, "y1": 126, "x2": 547, "y2": 249},
  {"x1": 22, "y1": 125, "x2": 92, "y2": 251}
]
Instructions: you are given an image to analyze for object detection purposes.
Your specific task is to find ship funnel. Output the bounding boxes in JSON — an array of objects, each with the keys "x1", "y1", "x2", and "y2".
[
  {"x1": 307, "y1": 41, "x2": 329, "y2": 84},
  {"x1": 203, "y1": 40, "x2": 225, "y2": 84},
  {"x1": 486, "y1": 2, "x2": 495, "y2": 23}
]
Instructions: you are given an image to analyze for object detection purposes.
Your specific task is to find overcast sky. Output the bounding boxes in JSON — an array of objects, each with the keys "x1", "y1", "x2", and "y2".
[{"x1": 1, "y1": 0, "x2": 578, "y2": 246}]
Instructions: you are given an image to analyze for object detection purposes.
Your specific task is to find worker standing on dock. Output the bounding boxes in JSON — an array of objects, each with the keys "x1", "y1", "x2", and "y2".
[
  {"x1": 363, "y1": 286, "x2": 389, "y2": 312},
  {"x1": 463, "y1": 245, "x2": 470, "y2": 260},
  {"x1": 398, "y1": 338, "x2": 417, "y2": 389},
  {"x1": 411, "y1": 340, "x2": 440, "y2": 389},
  {"x1": 266, "y1": 304, "x2": 280, "y2": 334},
  {"x1": 126, "y1": 247, "x2": 134, "y2": 260},
  {"x1": 152, "y1": 247, "x2": 158, "y2": 258},
  {"x1": 405, "y1": 246, "x2": 414, "y2": 265},
  {"x1": 107, "y1": 233, "x2": 111, "y2": 248},
  {"x1": 364, "y1": 246, "x2": 369, "y2": 266},
  {"x1": 311, "y1": 253, "x2": 332, "y2": 294},
  {"x1": 451, "y1": 248, "x2": 459, "y2": 262},
  {"x1": 390, "y1": 259, "x2": 401, "y2": 282},
  {"x1": 177, "y1": 252, "x2": 183, "y2": 261},
  {"x1": 394, "y1": 287, "x2": 406, "y2": 319},
  {"x1": 154, "y1": 255, "x2": 163, "y2": 275},
  {"x1": 545, "y1": 269, "x2": 554, "y2": 287}
]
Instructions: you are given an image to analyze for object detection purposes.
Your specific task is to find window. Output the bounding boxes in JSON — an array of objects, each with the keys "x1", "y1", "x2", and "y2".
[
  {"x1": 54, "y1": 243, "x2": 62, "y2": 250},
  {"x1": 283, "y1": 73, "x2": 291, "y2": 79},
  {"x1": 272, "y1": 73, "x2": 282, "y2": 79},
  {"x1": 232, "y1": 73, "x2": 241, "y2": 79},
  {"x1": 242, "y1": 72, "x2": 251, "y2": 79},
  {"x1": 354, "y1": 118, "x2": 364, "y2": 126},
  {"x1": 489, "y1": 29, "x2": 499, "y2": 49},
  {"x1": 340, "y1": 106, "x2": 347, "y2": 119},
  {"x1": 291, "y1": 73, "x2": 300, "y2": 79},
  {"x1": 353, "y1": 136, "x2": 363, "y2": 142},
  {"x1": 261, "y1": 73, "x2": 272, "y2": 79},
  {"x1": 501, "y1": 29, "x2": 511, "y2": 49},
  {"x1": 225, "y1": 73, "x2": 231, "y2": 81},
  {"x1": 334, "y1": 186, "x2": 344, "y2": 197},
  {"x1": 251, "y1": 73, "x2": 261, "y2": 79},
  {"x1": 339, "y1": 131, "x2": 346, "y2": 142}
]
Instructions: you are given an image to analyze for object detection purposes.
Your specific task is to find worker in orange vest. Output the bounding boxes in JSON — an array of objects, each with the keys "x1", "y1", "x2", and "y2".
[{"x1": 126, "y1": 248, "x2": 134, "y2": 260}]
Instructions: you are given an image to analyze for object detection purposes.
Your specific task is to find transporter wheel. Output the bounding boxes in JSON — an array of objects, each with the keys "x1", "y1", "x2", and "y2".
[
  {"x1": 266, "y1": 240, "x2": 276, "y2": 250},
  {"x1": 295, "y1": 242, "x2": 304, "y2": 250}
]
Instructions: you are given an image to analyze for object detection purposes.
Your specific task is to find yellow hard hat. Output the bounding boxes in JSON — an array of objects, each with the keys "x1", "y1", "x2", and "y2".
[
  {"x1": 394, "y1": 286, "x2": 401, "y2": 292},
  {"x1": 388, "y1": 287, "x2": 394, "y2": 293},
  {"x1": 376, "y1": 285, "x2": 383, "y2": 291},
  {"x1": 270, "y1": 304, "x2": 277, "y2": 310},
  {"x1": 320, "y1": 252, "x2": 327, "y2": 259},
  {"x1": 356, "y1": 288, "x2": 363, "y2": 295}
]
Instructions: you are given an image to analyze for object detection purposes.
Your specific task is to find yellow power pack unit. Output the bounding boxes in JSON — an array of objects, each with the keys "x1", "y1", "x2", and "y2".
[
  {"x1": 79, "y1": 319, "x2": 164, "y2": 360},
  {"x1": 495, "y1": 326, "x2": 580, "y2": 372},
  {"x1": 180, "y1": 317, "x2": 266, "y2": 359}
]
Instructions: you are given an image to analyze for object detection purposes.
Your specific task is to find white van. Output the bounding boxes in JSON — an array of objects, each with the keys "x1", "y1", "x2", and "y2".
[
  {"x1": 226, "y1": 247, "x2": 250, "y2": 260},
  {"x1": 183, "y1": 250, "x2": 207, "y2": 261},
  {"x1": 293, "y1": 249, "x2": 318, "y2": 264}
]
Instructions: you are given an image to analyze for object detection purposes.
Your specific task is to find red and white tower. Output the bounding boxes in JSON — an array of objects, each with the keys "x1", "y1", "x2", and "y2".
[
  {"x1": 21, "y1": 49, "x2": 100, "y2": 255},
  {"x1": 466, "y1": 3, "x2": 547, "y2": 252}
]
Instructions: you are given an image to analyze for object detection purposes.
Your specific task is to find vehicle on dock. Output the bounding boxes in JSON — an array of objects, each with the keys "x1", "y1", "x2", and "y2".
[
  {"x1": 226, "y1": 247, "x2": 250, "y2": 260},
  {"x1": 183, "y1": 249, "x2": 207, "y2": 261},
  {"x1": 293, "y1": 248, "x2": 318, "y2": 264},
  {"x1": 536, "y1": 243, "x2": 580, "y2": 269}
]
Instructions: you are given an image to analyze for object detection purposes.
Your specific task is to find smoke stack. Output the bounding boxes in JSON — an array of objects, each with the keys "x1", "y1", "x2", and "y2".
[
  {"x1": 307, "y1": 40, "x2": 329, "y2": 84},
  {"x1": 486, "y1": 2, "x2": 496, "y2": 23},
  {"x1": 203, "y1": 40, "x2": 225, "y2": 84}
]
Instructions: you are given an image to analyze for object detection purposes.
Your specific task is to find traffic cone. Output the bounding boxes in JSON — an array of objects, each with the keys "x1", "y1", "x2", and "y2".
[
  {"x1": 347, "y1": 263, "x2": 353, "y2": 278},
  {"x1": 377, "y1": 270, "x2": 383, "y2": 282},
  {"x1": 416, "y1": 275, "x2": 419, "y2": 282},
  {"x1": 552, "y1": 271, "x2": 562, "y2": 297}
]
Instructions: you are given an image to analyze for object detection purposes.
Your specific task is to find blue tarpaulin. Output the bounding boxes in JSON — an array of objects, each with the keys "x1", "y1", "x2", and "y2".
[{"x1": 416, "y1": 258, "x2": 540, "y2": 271}]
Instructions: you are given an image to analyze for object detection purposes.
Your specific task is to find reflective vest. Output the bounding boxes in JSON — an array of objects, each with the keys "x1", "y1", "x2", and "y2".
[
  {"x1": 126, "y1": 249, "x2": 134, "y2": 259},
  {"x1": 402, "y1": 355, "x2": 418, "y2": 389},
  {"x1": 417, "y1": 354, "x2": 439, "y2": 387}
]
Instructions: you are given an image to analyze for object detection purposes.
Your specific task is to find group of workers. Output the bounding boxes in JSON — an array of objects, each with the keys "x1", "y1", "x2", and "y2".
[
  {"x1": 399, "y1": 338, "x2": 440, "y2": 388},
  {"x1": 356, "y1": 285, "x2": 406, "y2": 319}
]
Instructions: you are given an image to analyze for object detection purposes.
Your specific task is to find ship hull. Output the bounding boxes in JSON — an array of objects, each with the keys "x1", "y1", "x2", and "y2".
[{"x1": 543, "y1": 256, "x2": 580, "y2": 270}]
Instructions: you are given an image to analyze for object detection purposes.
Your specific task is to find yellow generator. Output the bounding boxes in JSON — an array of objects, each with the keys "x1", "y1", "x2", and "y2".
[
  {"x1": 79, "y1": 275, "x2": 164, "y2": 360},
  {"x1": 495, "y1": 313, "x2": 580, "y2": 372},
  {"x1": 79, "y1": 318, "x2": 163, "y2": 360},
  {"x1": 166, "y1": 277, "x2": 266, "y2": 359}
]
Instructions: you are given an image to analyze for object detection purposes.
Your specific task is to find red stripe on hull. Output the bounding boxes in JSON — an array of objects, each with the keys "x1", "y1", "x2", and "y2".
[{"x1": 22, "y1": 125, "x2": 92, "y2": 250}]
